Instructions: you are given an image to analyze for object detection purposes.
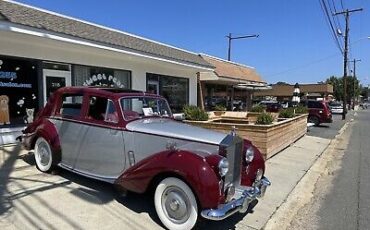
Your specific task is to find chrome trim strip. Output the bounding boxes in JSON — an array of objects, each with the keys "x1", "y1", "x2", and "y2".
[{"x1": 201, "y1": 176, "x2": 271, "y2": 221}]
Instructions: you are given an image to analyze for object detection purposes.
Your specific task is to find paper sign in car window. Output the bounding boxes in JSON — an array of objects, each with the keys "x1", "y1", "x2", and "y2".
[{"x1": 142, "y1": 107, "x2": 154, "y2": 116}]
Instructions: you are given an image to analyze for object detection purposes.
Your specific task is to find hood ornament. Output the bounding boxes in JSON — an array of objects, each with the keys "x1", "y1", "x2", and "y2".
[
  {"x1": 231, "y1": 126, "x2": 237, "y2": 136},
  {"x1": 166, "y1": 140, "x2": 177, "y2": 150}
]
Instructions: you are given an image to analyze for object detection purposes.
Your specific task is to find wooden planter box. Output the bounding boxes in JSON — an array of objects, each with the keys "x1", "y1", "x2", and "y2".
[{"x1": 184, "y1": 114, "x2": 308, "y2": 159}]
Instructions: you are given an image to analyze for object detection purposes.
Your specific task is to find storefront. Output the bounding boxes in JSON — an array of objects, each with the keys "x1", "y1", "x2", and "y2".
[
  {"x1": 0, "y1": 1, "x2": 214, "y2": 144},
  {"x1": 0, "y1": 56, "x2": 135, "y2": 129}
]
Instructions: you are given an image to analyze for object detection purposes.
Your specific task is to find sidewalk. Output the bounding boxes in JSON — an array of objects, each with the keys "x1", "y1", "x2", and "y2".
[{"x1": 241, "y1": 135, "x2": 331, "y2": 229}]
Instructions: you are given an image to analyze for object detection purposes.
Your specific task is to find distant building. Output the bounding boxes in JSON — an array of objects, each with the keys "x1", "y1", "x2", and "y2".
[{"x1": 253, "y1": 83, "x2": 334, "y2": 102}]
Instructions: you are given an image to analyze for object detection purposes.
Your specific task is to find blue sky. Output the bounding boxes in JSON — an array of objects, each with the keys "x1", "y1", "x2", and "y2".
[{"x1": 15, "y1": 0, "x2": 370, "y2": 86}]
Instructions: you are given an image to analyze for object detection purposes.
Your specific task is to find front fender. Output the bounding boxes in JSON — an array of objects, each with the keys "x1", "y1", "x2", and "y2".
[{"x1": 115, "y1": 150, "x2": 224, "y2": 209}]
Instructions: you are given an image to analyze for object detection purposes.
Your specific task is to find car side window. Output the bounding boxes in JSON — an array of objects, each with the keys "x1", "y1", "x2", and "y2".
[
  {"x1": 87, "y1": 96, "x2": 118, "y2": 123},
  {"x1": 105, "y1": 100, "x2": 119, "y2": 123},
  {"x1": 59, "y1": 95, "x2": 83, "y2": 118},
  {"x1": 88, "y1": 96, "x2": 108, "y2": 121}
]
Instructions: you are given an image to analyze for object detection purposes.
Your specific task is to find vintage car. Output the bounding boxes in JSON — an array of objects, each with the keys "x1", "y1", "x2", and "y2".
[{"x1": 20, "y1": 87, "x2": 270, "y2": 230}]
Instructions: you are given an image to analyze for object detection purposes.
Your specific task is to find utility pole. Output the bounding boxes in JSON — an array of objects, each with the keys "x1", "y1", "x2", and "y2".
[
  {"x1": 333, "y1": 8, "x2": 363, "y2": 120},
  {"x1": 226, "y1": 33, "x2": 259, "y2": 61},
  {"x1": 349, "y1": 59, "x2": 361, "y2": 109}
]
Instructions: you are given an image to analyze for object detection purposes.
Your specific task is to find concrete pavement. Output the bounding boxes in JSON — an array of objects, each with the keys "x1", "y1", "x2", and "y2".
[{"x1": 0, "y1": 117, "x2": 350, "y2": 230}]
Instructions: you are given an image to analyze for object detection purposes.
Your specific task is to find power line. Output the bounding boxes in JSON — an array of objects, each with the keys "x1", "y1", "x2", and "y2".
[
  {"x1": 319, "y1": 0, "x2": 344, "y2": 54},
  {"x1": 329, "y1": 0, "x2": 343, "y2": 32},
  {"x1": 265, "y1": 52, "x2": 342, "y2": 78}
]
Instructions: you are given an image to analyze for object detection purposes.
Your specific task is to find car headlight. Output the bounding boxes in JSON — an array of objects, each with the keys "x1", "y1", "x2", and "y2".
[
  {"x1": 218, "y1": 158, "x2": 229, "y2": 177},
  {"x1": 245, "y1": 146, "x2": 255, "y2": 163}
]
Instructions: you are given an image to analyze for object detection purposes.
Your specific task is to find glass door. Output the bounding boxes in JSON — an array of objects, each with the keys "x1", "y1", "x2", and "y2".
[{"x1": 43, "y1": 68, "x2": 71, "y2": 104}]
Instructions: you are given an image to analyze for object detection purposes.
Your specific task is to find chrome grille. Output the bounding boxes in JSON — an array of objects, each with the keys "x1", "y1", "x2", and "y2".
[{"x1": 221, "y1": 134, "x2": 243, "y2": 189}]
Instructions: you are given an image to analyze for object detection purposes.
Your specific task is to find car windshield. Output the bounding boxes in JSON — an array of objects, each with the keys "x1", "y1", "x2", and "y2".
[{"x1": 120, "y1": 96, "x2": 172, "y2": 121}]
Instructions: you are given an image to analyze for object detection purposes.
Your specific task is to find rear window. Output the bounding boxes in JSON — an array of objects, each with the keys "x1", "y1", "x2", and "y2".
[
  {"x1": 59, "y1": 95, "x2": 83, "y2": 117},
  {"x1": 307, "y1": 101, "x2": 323, "y2": 109}
]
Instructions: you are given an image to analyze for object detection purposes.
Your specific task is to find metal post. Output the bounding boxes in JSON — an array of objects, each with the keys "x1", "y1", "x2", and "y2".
[{"x1": 226, "y1": 33, "x2": 259, "y2": 61}]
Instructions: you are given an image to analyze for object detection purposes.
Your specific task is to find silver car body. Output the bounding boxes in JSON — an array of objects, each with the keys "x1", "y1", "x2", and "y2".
[{"x1": 51, "y1": 117, "x2": 227, "y2": 183}]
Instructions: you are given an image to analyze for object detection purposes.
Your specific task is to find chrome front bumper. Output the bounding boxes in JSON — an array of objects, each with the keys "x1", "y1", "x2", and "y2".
[{"x1": 201, "y1": 177, "x2": 271, "y2": 221}]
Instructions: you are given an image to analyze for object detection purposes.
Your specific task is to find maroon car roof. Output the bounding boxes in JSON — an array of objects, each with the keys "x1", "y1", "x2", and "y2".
[{"x1": 54, "y1": 86, "x2": 161, "y2": 99}]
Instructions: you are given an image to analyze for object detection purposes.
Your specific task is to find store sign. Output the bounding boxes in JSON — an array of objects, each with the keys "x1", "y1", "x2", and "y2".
[
  {"x1": 82, "y1": 73, "x2": 125, "y2": 88},
  {"x1": 0, "y1": 71, "x2": 32, "y2": 88}
]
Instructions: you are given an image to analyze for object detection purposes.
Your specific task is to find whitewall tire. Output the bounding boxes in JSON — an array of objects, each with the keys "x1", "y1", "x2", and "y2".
[
  {"x1": 34, "y1": 137, "x2": 53, "y2": 172},
  {"x1": 154, "y1": 177, "x2": 198, "y2": 230}
]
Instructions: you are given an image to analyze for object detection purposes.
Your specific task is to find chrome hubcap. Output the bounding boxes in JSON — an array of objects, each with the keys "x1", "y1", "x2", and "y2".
[
  {"x1": 162, "y1": 186, "x2": 190, "y2": 224},
  {"x1": 37, "y1": 142, "x2": 50, "y2": 166}
]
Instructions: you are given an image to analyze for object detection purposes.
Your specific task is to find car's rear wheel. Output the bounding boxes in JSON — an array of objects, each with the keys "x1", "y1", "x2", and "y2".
[
  {"x1": 308, "y1": 116, "x2": 320, "y2": 126},
  {"x1": 34, "y1": 137, "x2": 54, "y2": 172},
  {"x1": 154, "y1": 177, "x2": 198, "y2": 230}
]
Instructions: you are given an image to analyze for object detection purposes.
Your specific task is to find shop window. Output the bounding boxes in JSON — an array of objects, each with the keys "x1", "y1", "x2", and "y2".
[
  {"x1": 0, "y1": 56, "x2": 39, "y2": 127},
  {"x1": 146, "y1": 73, "x2": 189, "y2": 113},
  {"x1": 73, "y1": 65, "x2": 131, "y2": 89}
]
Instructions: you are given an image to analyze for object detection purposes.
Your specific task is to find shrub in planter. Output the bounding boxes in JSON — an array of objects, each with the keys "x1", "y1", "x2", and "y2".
[
  {"x1": 256, "y1": 112, "x2": 274, "y2": 125},
  {"x1": 250, "y1": 104, "x2": 265, "y2": 113},
  {"x1": 183, "y1": 105, "x2": 209, "y2": 121},
  {"x1": 279, "y1": 108, "x2": 295, "y2": 118},
  {"x1": 214, "y1": 104, "x2": 227, "y2": 111},
  {"x1": 294, "y1": 105, "x2": 308, "y2": 114}
]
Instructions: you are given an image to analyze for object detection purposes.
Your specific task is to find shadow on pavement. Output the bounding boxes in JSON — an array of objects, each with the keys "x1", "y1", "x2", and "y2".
[{"x1": 15, "y1": 150, "x2": 257, "y2": 229}]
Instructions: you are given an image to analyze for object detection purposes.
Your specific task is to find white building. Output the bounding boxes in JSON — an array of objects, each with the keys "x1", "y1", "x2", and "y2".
[{"x1": 0, "y1": 0, "x2": 214, "y2": 144}]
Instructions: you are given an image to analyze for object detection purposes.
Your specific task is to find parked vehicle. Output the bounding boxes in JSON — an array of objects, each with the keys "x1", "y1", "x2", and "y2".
[
  {"x1": 20, "y1": 87, "x2": 270, "y2": 230},
  {"x1": 258, "y1": 101, "x2": 282, "y2": 112},
  {"x1": 329, "y1": 101, "x2": 344, "y2": 114},
  {"x1": 302, "y1": 100, "x2": 333, "y2": 126}
]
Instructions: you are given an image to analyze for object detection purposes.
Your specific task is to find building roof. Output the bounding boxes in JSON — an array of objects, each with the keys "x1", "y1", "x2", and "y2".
[
  {"x1": 200, "y1": 54, "x2": 265, "y2": 83},
  {"x1": 254, "y1": 83, "x2": 334, "y2": 97},
  {"x1": 0, "y1": 0, "x2": 213, "y2": 69}
]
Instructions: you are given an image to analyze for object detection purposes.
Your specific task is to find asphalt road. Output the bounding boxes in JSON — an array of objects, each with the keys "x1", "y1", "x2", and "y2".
[
  {"x1": 307, "y1": 112, "x2": 354, "y2": 140},
  {"x1": 316, "y1": 109, "x2": 370, "y2": 230},
  {"x1": 288, "y1": 109, "x2": 370, "y2": 230}
]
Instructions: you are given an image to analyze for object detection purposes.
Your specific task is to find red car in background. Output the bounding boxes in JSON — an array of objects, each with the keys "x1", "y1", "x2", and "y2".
[{"x1": 304, "y1": 100, "x2": 333, "y2": 126}]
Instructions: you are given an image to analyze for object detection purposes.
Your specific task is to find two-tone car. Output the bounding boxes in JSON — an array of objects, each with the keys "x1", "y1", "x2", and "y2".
[{"x1": 20, "y1": 87, "x2": 270, "y2": 230}]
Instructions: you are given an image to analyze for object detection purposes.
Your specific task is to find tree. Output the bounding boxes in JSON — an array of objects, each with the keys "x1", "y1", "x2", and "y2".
[
  {"x1": 276, "y1": 81, "x2": 289, "y2": 85},
  {"x1": 360, "y1": 85, "x2": 369, "y2": 99},
  {"x1": 326, "y1": 76, "x2": 343, "y2": 101},
  {"x1": 325, "y1": 75, "x2": 361, "y2": 103}
]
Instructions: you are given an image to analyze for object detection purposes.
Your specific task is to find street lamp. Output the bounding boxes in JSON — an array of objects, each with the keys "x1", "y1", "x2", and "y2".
[{"x1": 226, "y1": 33, "x2": 259, "y2": 61}]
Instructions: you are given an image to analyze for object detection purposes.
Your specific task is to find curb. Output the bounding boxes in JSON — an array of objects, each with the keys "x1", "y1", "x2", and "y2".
[{"x1": 262, "y1": 118, "x2": 353, "y2": 230}]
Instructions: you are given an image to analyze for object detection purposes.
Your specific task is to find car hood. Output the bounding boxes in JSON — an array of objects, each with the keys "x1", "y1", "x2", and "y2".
[{"x1": 126, "y1": 118, "x2": 227, "y2": 145}]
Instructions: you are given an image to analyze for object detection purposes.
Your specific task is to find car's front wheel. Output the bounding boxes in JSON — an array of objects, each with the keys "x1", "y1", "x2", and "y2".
[
  {"x1": 34, "y1": 137, "x2": 54, "y2": 172},
  {"x1": 154, "y1": 177, "x2": 198, "y2": 230}
]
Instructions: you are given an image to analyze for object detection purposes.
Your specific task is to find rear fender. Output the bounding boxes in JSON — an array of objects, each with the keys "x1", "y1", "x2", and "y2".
[
  {"x1": 115, "y1": 150, "x2": 224, "y2": 209},
  {"x1": 33, "y1": 118, "x2": 62, "y2": 163}
]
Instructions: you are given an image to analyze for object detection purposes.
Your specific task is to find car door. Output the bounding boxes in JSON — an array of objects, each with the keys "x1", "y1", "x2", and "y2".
[
  {"x1": 53, "y1": 94, "x2": 88, "y2": 169},
  {"x1": 74, "y1": 96, "x2": 125, "y2": 181}
]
